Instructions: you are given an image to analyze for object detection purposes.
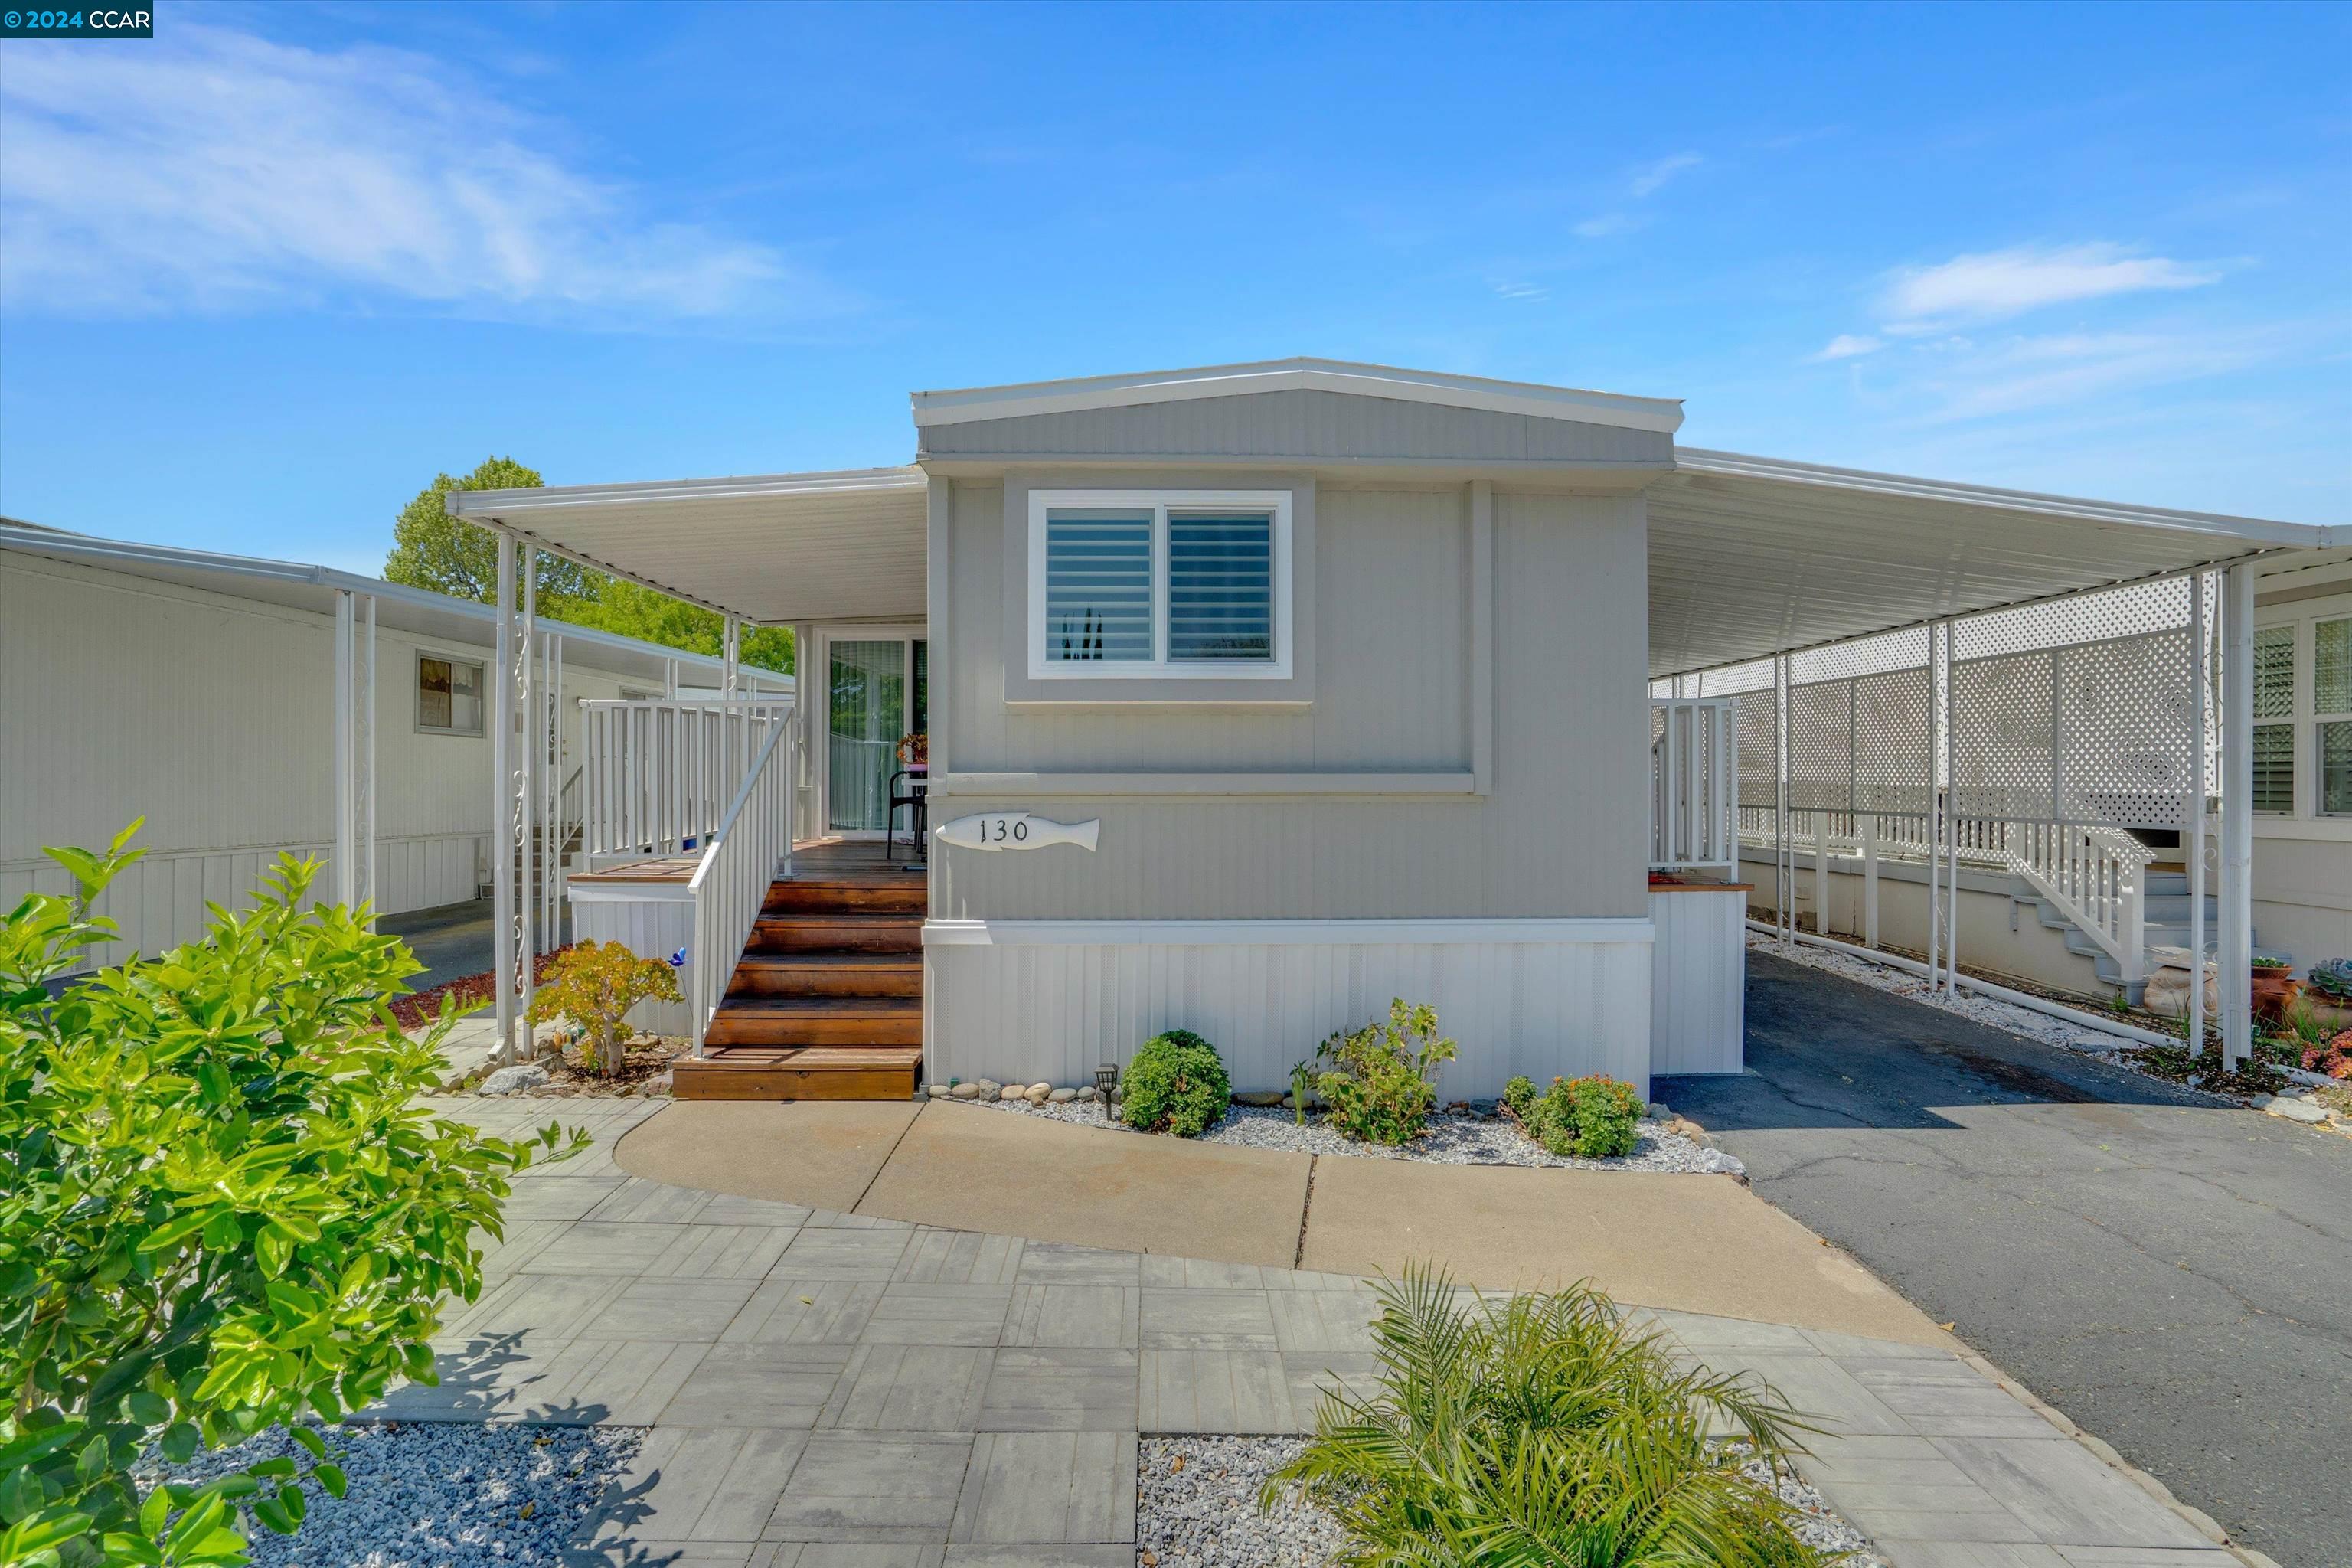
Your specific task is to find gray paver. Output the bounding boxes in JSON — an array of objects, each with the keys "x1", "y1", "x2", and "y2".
[
  {"x1": 763, "y1": 1432, "x2": 974, "y2": 1542},
  {"x1": 519, "y1": 1220, "x2": 692, "y2": 1274},
  {"x1": 1930, "y1": 1438, "x2": 2216, "y2": 1550},
  {"x1": 1266, "y1": 1289, "x2": 1377, "y2": 1354},
  {"x1": 823, "y1": 1344, "x2": 994, "y2": 1431},
  {"x1": 660, "y1": 1344, "x2": 857, "y2": 1427},
  {"x1": 1002, "y1": 1285, "x2": 1139, "y2": 1349},
  {"x1": 651, "y1": 1224, "x2": 802, "y2": 1279},
  {"x1": 1140, "y1": 1349, "x2": 1298, "y2": 1432},
  {"x1": 729, "y1": 1279, "x2": 890, "y2": 1344},
  {"x1": 778, "y1": 1227, "x2": 916, "y2": 1279},
  {"x1": 939, "y1": 1550, "x2": 1129, "y2": 1567},
  {"x1": 1138, "y1": 1287, "x2": 1278, "y2": 1350},
  {"x1": 951, "y1": 1431, "x2": 1136, "y2": 1544},
  {"x1": 1012, "y1": 1243, "x2": 1142, "y2": 1285},
  {"x1": 864, "y1": 1283, "x2": 1016, "y2": 1346},
  {"x1": 601, "y1": 1276, "x2": 763, "y2": 1341},
  {"x1": 896, "y1": 1227, "x2": 1025, "y2": 1284},
  {"x1": 978, "y1": 1349, "x2": 1138, "y2": 1432}
]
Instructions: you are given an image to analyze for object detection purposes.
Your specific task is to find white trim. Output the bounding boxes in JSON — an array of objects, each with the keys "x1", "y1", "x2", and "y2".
[
  {"x1": 923, "y1": 916, "x2": 1655, "y2": 947},
  {"x1": 815, "y1": 622, "x2": 928, "y2": 838},
  {"x1": 566, "y1": 876, "x2": 697, "y2": 903},
  {"x1": 446, "y1": 466, "x2": 927, "y2": 514},
  {"x1": 1027, "y1": 488, "x2": 1293, "y2": 681},
  {"x1": 933, "y1": 770, "x2": 1475, "y2": 797},
  {"x1": 1674, "y1": 449, "x2": 2335, "y2": 549},
  {"x1": 913, "y1": 358, "x2": 1685, "y2": 435}
]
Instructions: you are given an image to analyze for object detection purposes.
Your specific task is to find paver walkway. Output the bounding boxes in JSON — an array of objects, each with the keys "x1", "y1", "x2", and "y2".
[{"x1": 390, "y1": 1095, "x2": 2245, "y2": 1568}]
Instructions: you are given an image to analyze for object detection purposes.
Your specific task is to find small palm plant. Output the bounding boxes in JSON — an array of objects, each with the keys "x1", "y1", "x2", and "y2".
[{"x1": 1268, "y1": 1265, "x2": 1838, "y2": 1566}]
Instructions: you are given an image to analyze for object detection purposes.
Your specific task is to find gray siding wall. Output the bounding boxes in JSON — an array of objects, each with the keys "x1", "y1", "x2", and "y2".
[
  {"x1": 929, "y1": 478, "x2": 1651, "y2": 921},
  {"x1": 920, "y1": 389, "x2": 1672, "y2": 469}
]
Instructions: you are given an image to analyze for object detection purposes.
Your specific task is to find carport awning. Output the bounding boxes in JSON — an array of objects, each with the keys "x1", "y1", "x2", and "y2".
[
  {"x1": 446, "y1": 467, "x2": 929, "y2": 626},
  {"x1": 1648, "y1": 451, "x2": 2334, "y2": 679}
]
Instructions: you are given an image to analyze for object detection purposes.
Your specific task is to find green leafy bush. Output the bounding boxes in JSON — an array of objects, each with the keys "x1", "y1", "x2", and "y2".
[
  {"x1": 1269, "y1": 1264, "x2": 1831, "y2": 1566},
  {"x1": 1120, "y1": 1029, "x2": 1230, "y2": 1137},
  {"x1": 1314, "y1": 999, "x2": 1459, "y2": 1146},
  {"x1": 0, "y1": 827, "x2": 581, "y2": 1568},
  {"x1": 526, "y1": 939, "x2": 681, "y2": 1073},
  {"x1": 1512, "y1": 1073, "x2": 1645, "y2": 1158}
]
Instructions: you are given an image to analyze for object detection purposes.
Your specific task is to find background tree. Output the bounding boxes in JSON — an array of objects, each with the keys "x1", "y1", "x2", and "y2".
[{"x1": 382, "y1": 459, "x2": 791, "y2": 675}]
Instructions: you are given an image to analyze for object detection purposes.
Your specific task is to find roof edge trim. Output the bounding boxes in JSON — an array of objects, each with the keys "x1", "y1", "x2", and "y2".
[
  {"x1": 445, "y1": 466, "x2": 926, "y2": 515},
  {"x1": 911, "y1": 358, "x2": 1685, "y2": 435}
]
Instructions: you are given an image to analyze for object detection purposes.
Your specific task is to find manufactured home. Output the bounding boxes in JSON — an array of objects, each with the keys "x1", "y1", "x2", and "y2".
[
  {"x1": 442, "y1": 360, "x2": 2338, "y2": 1100},
  {"x1": 0, "y1": 521, "x2": 789, "y2": 972}
]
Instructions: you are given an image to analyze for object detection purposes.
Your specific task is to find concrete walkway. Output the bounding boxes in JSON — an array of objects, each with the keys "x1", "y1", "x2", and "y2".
[
  {"x1": 1662, "y1": 949, "x2": 2352, "y2": 1568},
  {"x1": 377, "y1": 1095, "x2": 2252, "y2": 1566}
]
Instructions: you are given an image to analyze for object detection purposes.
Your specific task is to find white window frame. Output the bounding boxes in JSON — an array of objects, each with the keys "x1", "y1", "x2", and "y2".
[
  {"x1": 414, "y1": 649, "x2": 487, "y2": 737},
  {"x1": 1027, "y1": 488, "x2": 1292, "y2": 681}
]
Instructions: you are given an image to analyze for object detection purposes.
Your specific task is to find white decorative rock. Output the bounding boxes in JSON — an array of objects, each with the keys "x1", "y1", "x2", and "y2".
[
  {"x1": 951, "y1": 1083, "x2": 983, "y2": 1099},
  {"x1": 999, "y1": 1085, "x2": 1026, "y2": 1102},
  {"x1": 1024, "y1": 1086, "x2": 1050, "y2": 1105},
  {"x1": 1047, "y1": 1087, "x2": 1078, "y2": 1103},
  {"x1": 479, "y1": 1063, "x2": 549, "y2": 1096}
]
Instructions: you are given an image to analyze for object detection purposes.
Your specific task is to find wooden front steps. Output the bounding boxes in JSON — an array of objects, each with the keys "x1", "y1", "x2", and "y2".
[{"x1": 671, "y1": 841, "x2": 926, "y2": 1102}]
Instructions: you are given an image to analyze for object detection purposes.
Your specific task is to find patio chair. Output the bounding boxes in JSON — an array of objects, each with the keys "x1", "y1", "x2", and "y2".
[{"x1": 886, "y1": 767, "x2": 929, "y2": 864}]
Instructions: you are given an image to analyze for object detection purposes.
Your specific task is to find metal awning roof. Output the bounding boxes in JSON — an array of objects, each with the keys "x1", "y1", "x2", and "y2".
[
  {"x1": 0, "y1": 520, "x2": 791, "y2": 691},
  {"x1": 446, "y1": 467, "x2": 929, "y2": 627},
  {"x1": 1648, "y1": 451, "x2": 2337, "y2": 678}
]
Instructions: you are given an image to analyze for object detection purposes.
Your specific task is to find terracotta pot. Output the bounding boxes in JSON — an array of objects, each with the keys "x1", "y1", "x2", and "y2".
[{"x1": 2249, "y1": 967, "x2": 2300, "y2": 1025}]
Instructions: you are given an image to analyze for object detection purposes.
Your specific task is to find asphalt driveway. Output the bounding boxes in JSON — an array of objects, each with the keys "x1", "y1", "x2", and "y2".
[{"x1": 1659, "y1": 948, "x2": 2352, "y2": 1568}]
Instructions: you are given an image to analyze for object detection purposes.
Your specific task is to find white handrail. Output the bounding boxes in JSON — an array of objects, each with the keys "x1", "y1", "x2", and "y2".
[
  {"x1": 579, "y1": 697, "x2": 791, "y2": 864},
  {"x1": 684, "y1": 705, "x2": 797, "y2": 1056},
  {"x1": 1648, "y1": 697, "x2": 1736, "y2": 873},
  {"x1": 2007, "y1": 820, "x2": 2153, "y2": 984}
]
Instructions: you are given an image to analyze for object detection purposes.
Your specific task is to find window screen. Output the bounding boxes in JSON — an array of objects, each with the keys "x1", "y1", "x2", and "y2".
[
  {"x1": 1168, "y1": 511, "x2": 1273, "y2": 662},
  {"x1": 1044, "y1": 510, "x2": 1152, "y2": 662},
  {"x1": 418, "y1": 655, "x2": 484, "y2": 734}
]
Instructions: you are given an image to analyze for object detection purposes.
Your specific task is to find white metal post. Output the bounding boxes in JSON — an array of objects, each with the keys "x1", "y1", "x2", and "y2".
[
  {"x1": 517, "y1": 548, "x2": 538, "y2": 1040},
  {"x1": 364, "y1": 595, "x2": 377, "y2": 923},
  {"x1": 1942, "y1": 619, "x2": 1959, "y2": 993},
  {"x1": 1814, "y1": 810, "x2": 1830, "y2": 937},
  {"x1": 1862, "y1": 815, "x2": 1881, "y2": 949},
  {"x1": 2186, "y1": 572, "x2": 2207, "y2": 1049},
  {"x1": 1928, "y1": 622, "x2": 1944, "y2": 988},
  {"x1": 1775, "y1": 654, "x2": 1791, "y2": 940},
  {"x1": 333, "y1": 588, "x2": 355, "y2": 908},
  {"x1": 2220, "y1": 564, "x2": 2255, "y2": 1068},
  {"x1": 492, "y1": 536, "x2": 517, "y2": 1062}
]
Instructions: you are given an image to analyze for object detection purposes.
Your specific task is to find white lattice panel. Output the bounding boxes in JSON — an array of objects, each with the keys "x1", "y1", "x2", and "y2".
[
  {"x1": 1951, "y1": 652, "x2": 2056, "y2": 819},
  {"x1": 1790, "y1": 625, "x2": 1932, "y2": 686},
  {"x1": 1785, "y1": 681, "x2": 1853, "y2": 812},
  {"x1": 2060, "y1": 629, "x2": 2193, "y2": 828},
  {"x1": 1954, "y1": 577, "x2": 2190, "y2": 662},
  {"x1": 1735, "y1": 688, "x2": 1779, "y2": 809},
  {"x1": 1854, "y1": 666, "x2": 1932, "y2": 813}
]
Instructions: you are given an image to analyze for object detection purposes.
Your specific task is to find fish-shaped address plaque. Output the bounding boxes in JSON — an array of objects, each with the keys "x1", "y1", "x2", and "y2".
[{"x1": 934, "y1": 812, "x2": 1100, "y2": 852}]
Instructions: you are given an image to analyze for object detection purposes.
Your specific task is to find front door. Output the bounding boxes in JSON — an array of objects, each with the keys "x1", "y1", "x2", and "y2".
[{"x1": 823, "y1": 630, "x2": 927, "y2": 837}]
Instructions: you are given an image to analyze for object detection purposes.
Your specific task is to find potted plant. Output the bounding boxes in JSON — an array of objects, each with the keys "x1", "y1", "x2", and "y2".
[{"x1": 2250, "y1": 952, "x2": 2301, "y2": 1026}]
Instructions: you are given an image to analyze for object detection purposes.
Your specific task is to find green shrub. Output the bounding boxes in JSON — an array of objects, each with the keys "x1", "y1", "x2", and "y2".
[
  {"x1": 1514, "y1": 1073, "x2": 1645, "y2": 1159},
  {"x1": 0, "y1": 827, "x2": 582, "y2": 1568},
  {"x1": 1501, "y1": 1074, "x2": 1538, "y2": 1121},
  {"x1": 1269, "y1": 1264, "x2": 1831, "y2": 1565},
  {"x1": 1121, "y1": 1029, "x2": 1230, "y2": 1136},
  {"x1": 527, "y1": 939, "x2": 681, "y2": 1073},
  {"x1": 1314, "y1": 999, "x2": 1459, "y2": 1146}
]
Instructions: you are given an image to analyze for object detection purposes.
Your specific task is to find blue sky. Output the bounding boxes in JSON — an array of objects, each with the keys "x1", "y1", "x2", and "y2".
[{"x1": 2, "y1": 1, "x2": 2346, "y2": 572}]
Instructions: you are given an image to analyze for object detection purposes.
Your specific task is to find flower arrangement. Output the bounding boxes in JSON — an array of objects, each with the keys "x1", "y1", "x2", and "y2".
[{"x1": 897, "y1": 731, "x2": 928, "y2": 766}]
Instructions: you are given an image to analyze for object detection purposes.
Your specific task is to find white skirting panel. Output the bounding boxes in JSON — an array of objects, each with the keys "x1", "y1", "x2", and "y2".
[
  {"x1": 567, "y1": 881, "x2": 696, "y2": 1036},
  {"x1": 1647, "y1": 890, "x2": 1746, "y2": 1075},
  {"x1": 2, "y1": 832, "x2": 484, "y2": 969},
  {"x1": 924, "y1": 917, "x2": 1655, "y2": 1099}
]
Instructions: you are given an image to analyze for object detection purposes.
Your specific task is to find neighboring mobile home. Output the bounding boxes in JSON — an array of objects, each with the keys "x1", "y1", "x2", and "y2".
[
  {"x1": 0, "y1": 521, "x2": 789, "y2": 972},
  {"x1": 438, "y1": 359, "x2": 2333, "y2": 1099}
]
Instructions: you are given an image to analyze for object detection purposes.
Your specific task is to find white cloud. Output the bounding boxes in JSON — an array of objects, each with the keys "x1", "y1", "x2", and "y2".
[
  {"x1": 1573, "y1": 213, "x2": 1638, "y2": 239},
  {"x1": 0, "y1": 24, "x2": 842, "y2": 325},
  {"x1": 1627, "y1": 152, "x2": 1701, "y2": 198},
  {"x1": 1913, "y1": 327, "x2": 2278, "y2": 421},
  {"x1": 1491, "y1": 280, "x2": 1550, "y2": 302},
  {"x1": 1813, "y1": 334, "x2": 1883, "y2": 361},
  {"x1": 1878, "y1": 243, "x2": 2218, "y2": 328}
]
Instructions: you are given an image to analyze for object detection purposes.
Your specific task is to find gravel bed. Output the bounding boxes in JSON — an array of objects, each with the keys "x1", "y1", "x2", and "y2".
[
  {"x1": 949, "y1": 1094, "x2": 1744, "y2": 1174},
  {"x1": 1137, "y1": 1436, "x2": 1344, "y2": 1566},
  {"x1": 1137, "y1": 1433, "x2": 1887, "y2": 1566},
  {"x1": 144, "y1": 1421, "x2": 643, "y2": 1566}
]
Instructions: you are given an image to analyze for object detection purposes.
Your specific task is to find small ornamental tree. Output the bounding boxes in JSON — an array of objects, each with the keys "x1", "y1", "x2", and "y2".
[
  {"x1": 0, "y1": 825, "x2": 581, "y2": 1568},
  {"x1": 526, "y1": 941, "x2": 681, "y2": 1074}
]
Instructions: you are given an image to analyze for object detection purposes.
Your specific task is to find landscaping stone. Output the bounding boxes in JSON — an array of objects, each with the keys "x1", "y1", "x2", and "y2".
[
  {"x1": 479, "y1": 1063, "x2": 549, "y2": 1096},
  {"x1": 1076, "y1": 1085, "x2": 1099, "y2": 1101},
  {"x1": 1047, "y1": 1086, "x2": 1078, "y2": 1102},
  {"x1": 976, "y1": 1078, "x2": 1001, "y2": 1097},
  {"x1": 999, "y1": 1084, "x2": 1027, "y2": 1102},
  {"x1": 1024, "y1": 1081, "x2": 1052, "y2": 1103},
  {"x1": 2267, "y1": 1094, "x2": 2328, "y2": 1124},
  {"x1": 1233, "y1": 1090, "x2": 1285, "y2": 1106},
  {"x1": 952, "y1": 1082, "x2": 983, "y2": 1099}
]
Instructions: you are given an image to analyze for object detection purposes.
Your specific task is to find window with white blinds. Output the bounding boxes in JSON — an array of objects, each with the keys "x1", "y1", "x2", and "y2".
[{"x1": 1031, "y1": 490, "x2": 1291, "y2": 678}]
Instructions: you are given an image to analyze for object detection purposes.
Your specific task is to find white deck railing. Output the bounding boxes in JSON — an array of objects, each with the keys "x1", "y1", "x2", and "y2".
[
  {"x1": 1649, "y1": 697, "x2": 1736, "y2": 873},
  {"x1": 1736, "y1": 803, "x2": 2152, "y2": 985},
  {"x1": 686, "y1": 704, "x2": 798, "y2": 1055},
  {"x1": 580, "y1": 697, "x2": 792, "y2": 865}
]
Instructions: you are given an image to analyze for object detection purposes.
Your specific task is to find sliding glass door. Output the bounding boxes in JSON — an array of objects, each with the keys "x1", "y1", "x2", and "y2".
[{"x1": 825, "y1": 632, "x2": 927, "y2": 835}]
